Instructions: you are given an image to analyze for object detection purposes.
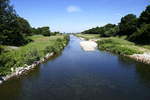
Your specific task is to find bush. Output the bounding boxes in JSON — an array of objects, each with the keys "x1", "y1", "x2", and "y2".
[
  {"x1": 0, "y1": 53, "x2": 16, "y2": 75},
  {"x1": 23, "y1": 48, "x2": 40, "y2": 65},
  {"x1": 44, "y1": 46, "x2": 54, "y2": 55}
]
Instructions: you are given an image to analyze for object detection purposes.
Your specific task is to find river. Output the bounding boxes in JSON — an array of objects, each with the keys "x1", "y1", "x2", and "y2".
[{"x1": 0, "y1": 35, "x2": 150, "y2": 100}]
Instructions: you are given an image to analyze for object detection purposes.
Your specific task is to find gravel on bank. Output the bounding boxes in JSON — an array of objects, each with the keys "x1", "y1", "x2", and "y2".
[
  {"x1": 129, "y1": 53, "x2": 150, "y2": 64},
  {"x1": 80, "y1": 40, "x2": 98, "y2": 51},
  {"x1": 0, "y1": 53, "x2": 54, "y2": 85}
]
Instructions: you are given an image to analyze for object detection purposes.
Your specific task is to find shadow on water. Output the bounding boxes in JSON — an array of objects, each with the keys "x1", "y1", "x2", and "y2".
[
  {"x1": 118, "y1": 55, "x2": 150, "y2": 87},
  {"x1": 0, "y1": 35, "x2": 150, "y2": 100},
  {"x1": 136, "y1": 63, "x2": 150, "y2": 87}
]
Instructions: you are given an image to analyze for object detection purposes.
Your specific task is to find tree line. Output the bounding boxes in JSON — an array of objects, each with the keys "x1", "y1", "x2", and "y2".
[
  {"x1": 0, "y1": 0, "x2": 61, "y2": 46},
  {"x1": 82, "y1": 5, "x2": 150, "y2": 44}
]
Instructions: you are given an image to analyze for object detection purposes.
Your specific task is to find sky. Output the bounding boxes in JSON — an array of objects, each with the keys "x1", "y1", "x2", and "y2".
[{"x1": 11, "y1": 0, "x2": 149, "y2": 33}]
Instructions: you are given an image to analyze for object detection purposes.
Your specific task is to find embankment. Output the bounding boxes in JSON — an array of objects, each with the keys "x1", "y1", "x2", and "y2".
[
  {"x1": 77, "y1": 35, "x2": 150, "y2": 65},
  {"x1": 0, "y1": 35, "x2": 69, "y2": 85}
]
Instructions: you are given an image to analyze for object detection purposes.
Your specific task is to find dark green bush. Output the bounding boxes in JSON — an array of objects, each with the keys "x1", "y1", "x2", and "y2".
[{"x1": 0, "y1": 53, "x2": 16, "y2": 76}]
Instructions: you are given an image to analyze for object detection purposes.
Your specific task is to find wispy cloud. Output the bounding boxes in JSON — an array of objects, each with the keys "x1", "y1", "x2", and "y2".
[{"x1": 66, "y1": 6, "x2": 82, "y2": 13}]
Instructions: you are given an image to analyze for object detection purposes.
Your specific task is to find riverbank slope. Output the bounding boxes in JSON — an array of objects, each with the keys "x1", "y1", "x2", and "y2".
[
  {"x1": 76, "y1": 34, "x2": 150, "y2": 65},
  {"x1": 0, "y1": 35, "x2": 69, "y2": 84}
]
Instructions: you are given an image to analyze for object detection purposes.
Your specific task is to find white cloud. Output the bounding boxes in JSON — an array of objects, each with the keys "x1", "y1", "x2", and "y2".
[{"x1": 66, "y1": 6, "x2": 82, "y2": 13}]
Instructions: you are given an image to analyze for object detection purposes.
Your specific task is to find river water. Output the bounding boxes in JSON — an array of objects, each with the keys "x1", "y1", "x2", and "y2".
[{"x1": 0, "y1": 35, "x2": 150, "y2": 100}]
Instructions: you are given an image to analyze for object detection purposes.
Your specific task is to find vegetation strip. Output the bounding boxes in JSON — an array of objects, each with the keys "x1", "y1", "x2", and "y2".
[
  {"x1": 0, "y1": 53, "x2": 54, "y2": 84},
  {"x1": 0, "y1": 35, "x2": 69, "y2": 84}
]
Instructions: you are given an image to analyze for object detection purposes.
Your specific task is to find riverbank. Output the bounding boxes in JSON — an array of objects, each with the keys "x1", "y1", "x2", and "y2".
[
  {"x1": 0, "y1": 35, "x2": 69, "y2": 84},
  {"x1": 0, "y1": 52, "x2": 54, "y2": 84},
  {"x1": 76, "y1": 34, "x2": 150, "y2": 65}
]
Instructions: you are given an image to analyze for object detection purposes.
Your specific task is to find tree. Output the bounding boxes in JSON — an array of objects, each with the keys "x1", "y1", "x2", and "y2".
[
  {"x1": 0, "y1": 0, "x2": 30, "y2": 46},
  {"x1": 82, "y1": 24, "x2": 119, "y2": 37},
  {"x1": 41, "y1": 27, "x2": 51, "y2": 36},
  {"x1": 139, "y1": 5, "x2": 150, "y2": 25},
  {"x1": 16, "y1": 17, "x2": 31, "y2": 35},
  {"x1": 129, "y1": 24, "x2": 150, "y2": 44},
  {"x1": 0, "y1": 0, "x2": 16, "y2": 45},
  {"x1": 51, "y1": 32, "x2": 61, "y2": 36},
  {"x1": 101, "y1": 24, "x2": 119, "y2": 37},
  {"x1": 82, "y1": 27, "x2": 104, "y2": 34},
  {"x1": 128, "y1": 5, "x2": 150, "y2": 44},
  {"x1": 31, "y1": 26, "x2": 51, "y2": 36},
  {"x1": 118, "y1": 14, "x2": 138, "y2": 37}
]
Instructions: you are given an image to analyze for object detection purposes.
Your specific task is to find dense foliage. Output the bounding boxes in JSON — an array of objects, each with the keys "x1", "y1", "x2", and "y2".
[
  {"x1": 129, "y1": 5, "x2": 150, "y2": 44},
  {"x1": 82, "y1": 24, "x2": 119, "y2": 37},
  {"x1": 0, "y1": 0, "x2": 32, "y2": 46},
  {"x1": 118, "y1": 14, "x2": 137, "y2": 37},
  {"x1": 31, "y1": 27, "x2": 51, "y2": 36},
  {"x1": 16, "y1": 17, "x2": 32, "y2": 35},
  {"x1": 0, "y1": 0, "x2": 59, "y2": 46},
  {"x1": 82, "y1": 5, "x2": 150, "y2": 44},
  {"x1": 31, "y1": 27, "x2": 62, "y2": 36}
]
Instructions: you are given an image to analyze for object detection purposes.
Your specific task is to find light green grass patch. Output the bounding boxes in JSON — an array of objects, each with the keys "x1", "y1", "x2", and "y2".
[
  {"x1": 97, "y1": 37, "x2": 144, "y2": 55},
  {"x1": 75, "y1": 34, "x2": 100, "y2": 40}
]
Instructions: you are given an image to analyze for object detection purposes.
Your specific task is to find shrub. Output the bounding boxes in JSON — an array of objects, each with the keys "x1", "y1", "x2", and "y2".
[
  {"x1": 23, "y1": 48, "x2": 40, "y2": 65},
  {"x1": 0, "y1": 53, "x2": 16, "y2": 75},
  {"x1": 44, "y1": 46, "x2": 53, "y2": 55}
]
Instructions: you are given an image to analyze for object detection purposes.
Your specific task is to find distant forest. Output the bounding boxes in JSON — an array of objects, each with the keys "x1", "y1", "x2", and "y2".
[{"x1": 82, "y1": 5, "x2": 150, "y2": 44}]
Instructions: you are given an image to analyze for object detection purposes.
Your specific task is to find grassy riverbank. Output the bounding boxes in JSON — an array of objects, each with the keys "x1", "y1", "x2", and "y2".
[
  {"x1": 76, "y1": 34, "x2": 150, "y2": 55},
  {"x1": 0, "y1": 35, "x2": 69, "y2": 76},
  {"x1": 97, "y1": 37, "x2": 144, "y2": 55}
]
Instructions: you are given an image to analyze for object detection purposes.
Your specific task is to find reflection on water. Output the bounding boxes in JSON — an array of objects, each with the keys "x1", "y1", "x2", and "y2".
[
  {"x1": 118, "y1": 55, "x2": 150, "y2": 87},
  {"x1": 136, "y1": 63, "x2": 150, "y2": 87},
  {"x1": 0, "y1": 35, "x2": 150, "y2": 100}
]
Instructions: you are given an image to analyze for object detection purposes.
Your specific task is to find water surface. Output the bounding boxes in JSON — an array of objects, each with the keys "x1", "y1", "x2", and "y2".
[{"x1": 0, "y1": 35, "x2": 150, "y2": 100}]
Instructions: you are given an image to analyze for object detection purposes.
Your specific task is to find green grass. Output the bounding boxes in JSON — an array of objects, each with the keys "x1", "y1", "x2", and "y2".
[
  {"x1": 140, "y1": 45, "x2": 150, "y2": 52},
  {"x1": 75, "y1": 34, "x2": 100, "y2": 40},
  {"x1": 97, "y1": 37, "x2": 144, "y2": 55},
  {"x1": 0, "y1": 35, "x2": 69, "y2": 76},
  {"x1": 76, "y1": 34, "x2": 149, "y2": 55},
  {"x1": 0, "y1": 45, "x2": 19, "y2": 54}
]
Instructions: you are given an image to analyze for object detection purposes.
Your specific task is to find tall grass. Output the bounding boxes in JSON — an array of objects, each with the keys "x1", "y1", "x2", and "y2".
[
  {"x1": 0, "y1": 35, "x2": 69, "y2": 76},
  {"x1": 97, "y1": 37, "x2": 143, "y2": 55}
]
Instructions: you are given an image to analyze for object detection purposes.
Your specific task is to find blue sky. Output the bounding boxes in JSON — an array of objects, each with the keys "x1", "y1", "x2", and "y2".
[{"x1": 11, "y1": 0, "x2": 149, "y2": 33}]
